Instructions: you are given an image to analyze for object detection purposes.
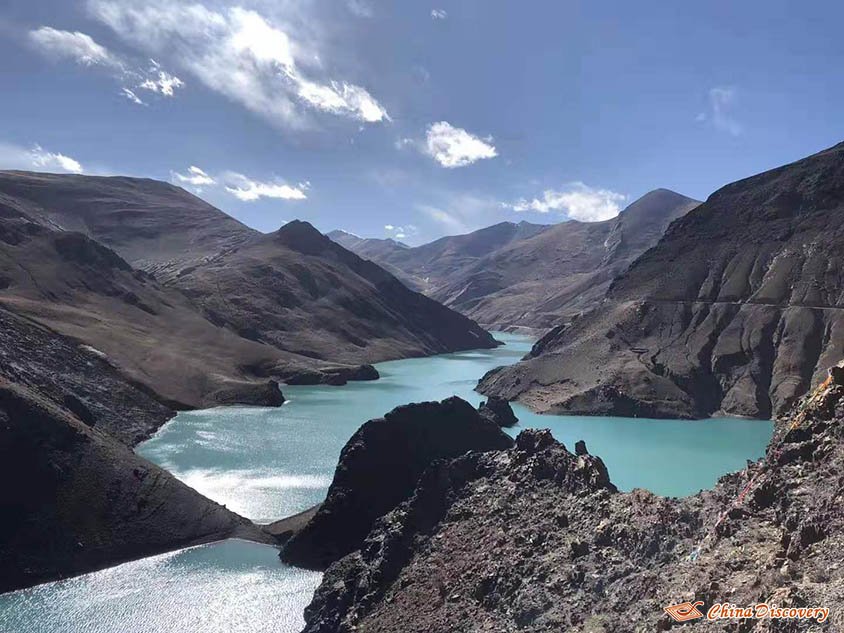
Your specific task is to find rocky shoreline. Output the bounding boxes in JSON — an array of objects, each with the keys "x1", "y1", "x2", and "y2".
[{"x1": 298, "y1": 369, "x2": 844, "y2": 632}]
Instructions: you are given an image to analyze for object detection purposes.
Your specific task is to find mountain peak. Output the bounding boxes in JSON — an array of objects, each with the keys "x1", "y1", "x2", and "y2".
[{"x1": 273, "y1": 220, "x2": 332, "y2": 255}]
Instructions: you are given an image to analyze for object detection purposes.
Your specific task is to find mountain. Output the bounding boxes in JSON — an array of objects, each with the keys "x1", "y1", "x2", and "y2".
[
  {"x1": 0, "y1": 171, "x2": 254, "y2": 282},
  {"x1": 0, "y1": 197, "x2": 300, "y2": 427},
  {"x1": 174, "y1": 220, "x2": 498, "y2": 364},
  {"x1": 0, "y1": 171, "x2": 497, "y2": 426},
  {"x1": 332, "y1": 193, "x2": 698, "y2": 331},
  {"x1": 0, "y1": 376, "x2": 271, "y2": 593},
  {"x1": 479, "y1": 142, "x2": 844, "y2": 419},
  {"x1": 302, "y1": 373, "x2": 844, "y2": 631},
  {"x1": 327, "y1": 230, "x2": 409, "y2": 261},
  {"x1": 327, "y1": 230, "x2": 417, "y2": 288}
]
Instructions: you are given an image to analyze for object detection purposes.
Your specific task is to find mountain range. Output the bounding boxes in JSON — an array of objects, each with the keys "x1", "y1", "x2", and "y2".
[
  {"x1": 479, "y1": 142, "x2": 844, "y2": 419},
  {"x1": 0, "y1": 171, "x2": 496, "y2": 428},
  {"x1": 330, "y1": 189, "x2": 699, "y2": 330}
]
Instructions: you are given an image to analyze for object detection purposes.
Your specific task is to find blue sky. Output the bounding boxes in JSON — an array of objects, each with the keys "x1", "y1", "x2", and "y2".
[{"x1": 1, "y1": 1, "x2": 842, "y2": 244}]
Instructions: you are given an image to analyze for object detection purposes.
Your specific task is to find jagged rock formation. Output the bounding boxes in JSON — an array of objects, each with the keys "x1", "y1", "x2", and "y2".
[
  {"x1": 281, "y1": 397, "x2": 514, "y2": 570},
  {"x1": 332, "y1": 191, "x2": 698, "y2": 330},
  {"x1": 0, "y1": 378, "x2": 271, "y2": 593},
  {"x1": 303, "y1": 368, "x2": 844, "y2": 632},
  {"x1": 477, "y1": 396, "x2": 518, "y2": 427},
  {"x1": 480, "y1": 143, "x2": 844, "y2": 419}
]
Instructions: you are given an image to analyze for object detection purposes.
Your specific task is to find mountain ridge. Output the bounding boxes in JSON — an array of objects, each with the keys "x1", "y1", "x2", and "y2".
[{"x1": 479, "y1": 142, "x2": 844, "y2": 419}]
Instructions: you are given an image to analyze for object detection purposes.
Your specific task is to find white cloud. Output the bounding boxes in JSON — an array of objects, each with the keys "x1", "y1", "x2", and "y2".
[
  {"x1": 297, "y1": 80, "x2": 389, "y2": 122},
  {"x1": 29, "y1": 27, "x2": 121, "y2": 68},
  {"x1": 699, "y1": 86, "x2": 742, "y2": 137},
  {"x1": 0, "y1": 142, "x2": 85, "y2": 174},
  {"x1": 87, "y1": 1, "x2": 388, "y2": 128},
  {"x1": 424, "y1": 121, "x2": 497, "y2": 168},
  {"x1": 139, "y1": 68, "x2": 184, "y2": 96},
  {"x1": 28, "y1": 26, "x2": 184, "y2": 104},
  {"x1": 384, "y1": 223, "x2": 417, "y2": 241},
  {"x1": 431, "y1": 9, "x2": 448, "y2": 20},
  {"x1": 172, "y1": 165, "x2": 215, "y2": 186},
  {"x1": 121, "y1": 87, "x2": 145, "y2": 105},
  {"x1": 221, "y1": 171, "x2": 308, "y2": 202},
  {"x1": 30, "y1": 144, "x2": 84, "y2": 174},
  {"x1": 507, "y1": 182, "x2": 626, "y2": 221}
]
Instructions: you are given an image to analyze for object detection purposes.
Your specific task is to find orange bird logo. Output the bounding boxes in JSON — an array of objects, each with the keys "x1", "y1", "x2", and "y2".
[{"x1": 664, "y1": 601, "x2": 705, "y2": 622}]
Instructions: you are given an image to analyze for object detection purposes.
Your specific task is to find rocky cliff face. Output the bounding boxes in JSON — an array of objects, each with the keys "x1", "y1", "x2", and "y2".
[
  {"x1": 281, "y1": 397, "x2": 514, "y2": 570},
  {"x1": 0, "y1": 378, "x2": 271, "y2": 593},
  {"x1": 303, "y1": 368, "x2": 844, "y2": 632},
  {"x1": 480, "y1": 143, "x2": 844, "y2": 419}
]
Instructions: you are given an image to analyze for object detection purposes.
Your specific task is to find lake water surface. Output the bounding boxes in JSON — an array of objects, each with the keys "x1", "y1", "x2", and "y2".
[{"x1": 0, "y1": 333, "x2": 773, "y2": 632}]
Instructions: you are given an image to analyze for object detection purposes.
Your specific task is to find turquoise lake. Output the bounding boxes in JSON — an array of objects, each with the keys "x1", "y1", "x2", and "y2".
[{"x1": 0, "y1": 333, "x2": 773, "y2": 632}]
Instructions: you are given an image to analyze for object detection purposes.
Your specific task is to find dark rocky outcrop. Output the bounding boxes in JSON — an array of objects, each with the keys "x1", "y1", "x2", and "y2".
[
  {"x1": 477, "y1": 396, "x2": 518, "y2": 427},
  {"x1": 303, "y1": 366, "x2": 844, "y2": 632},
  {"x1": 281, "y1": 397, "x2": 514, "y2": 570},
  {"x1": 208, "y1": 379, "x2": 285, "y2": 407},
  {"x1": 480, "y1": 142, "x2": 844, "y2": 418},
  {"x1": 0, "y1": 378, "x2": 271, "y2": 594},
  {"x1": 334, "y1": 191, "x2": 698, "y2": 330},
  {"x1": 275, "y1": 364, "x2": 380, "y2": 386}
]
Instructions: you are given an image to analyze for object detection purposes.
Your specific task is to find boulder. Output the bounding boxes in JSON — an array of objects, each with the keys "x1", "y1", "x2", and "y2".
[
  {"x1": 281, "y1": 396, "x2": 514, "y2": 570},
  {"x1": 478, "y1": 396, "x2": 518, "y2": 427}
]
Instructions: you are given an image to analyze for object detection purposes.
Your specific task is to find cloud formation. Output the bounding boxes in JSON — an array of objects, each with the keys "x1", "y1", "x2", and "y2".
[
  {"x1": 697, "y1": 86, "x2": 742, "y2": 137},
  {"x1": 0, "y1": 141, "x2": 84, "y2": 174},
  {"x1": 28, "y1": 26, "x2": 184, "y2": 105},
  {"x1": 424, "y1": 121, "x2": 497, "y2": 168},
  {"x1": 171, "y1": 165, "x2": 215, "y2": 186},
  {"x1": 431, "y1": 9, "x2": 448, "y2": 20},
  {"x1": 29, "y1": 27, "x2": 121, "y2": 68},
  {"x1": 87, "y1": 1, "x2": 388, "y2": 128},
  {"x1": 507, "y1": 183, "x2": 626, "y2": 221},
  {"x1": 30, "y1": 145, "x2": 84, "y2": 174},
  {"x1": 384, "y1": 224, "x2": 417, "y2": 240},
  {"x1": 221, "y1": 171, "x2": 308, "y2": 202}
]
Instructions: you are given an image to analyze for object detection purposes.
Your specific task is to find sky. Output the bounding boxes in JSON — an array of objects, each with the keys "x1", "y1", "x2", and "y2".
[{"x1": 1, "y1": 1, "x2": 843, "y2": 245}]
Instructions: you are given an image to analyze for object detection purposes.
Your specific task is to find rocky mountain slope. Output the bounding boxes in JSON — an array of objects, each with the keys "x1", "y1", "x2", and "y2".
[
  {"x1": 0, "y1": 377, "x2": 272, "y2": 593},
  {"x1": 0, "y1": 170, "x2": 254, "y2": 282},
  {"x1": 327, "y1": 230, "x2": 409, "y2": 264},
  {"x1": 479, "y1": 142, "x2": 844, "y2": 419},
  {"x1": 281, "y1": 397, "x2": 513, "y2": 570},
  {"x1": 0, "y1": 171, "x2": 496, "y2": 424},
  {"x1": 174, "y1": 221, "x2": 497, "y2": 365},
  {"x1": 0, "y1": 200, "x2": 299, "y2": 425},
  {"x1": 302, "y1": 367, "x2": 844, "y2": 632},
  {"x1": 331, "y1": 221, "x2": 551, "y2": 296},
  {"x1": 332, "y1": 191, "x2": 697, "y2": 330}
]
